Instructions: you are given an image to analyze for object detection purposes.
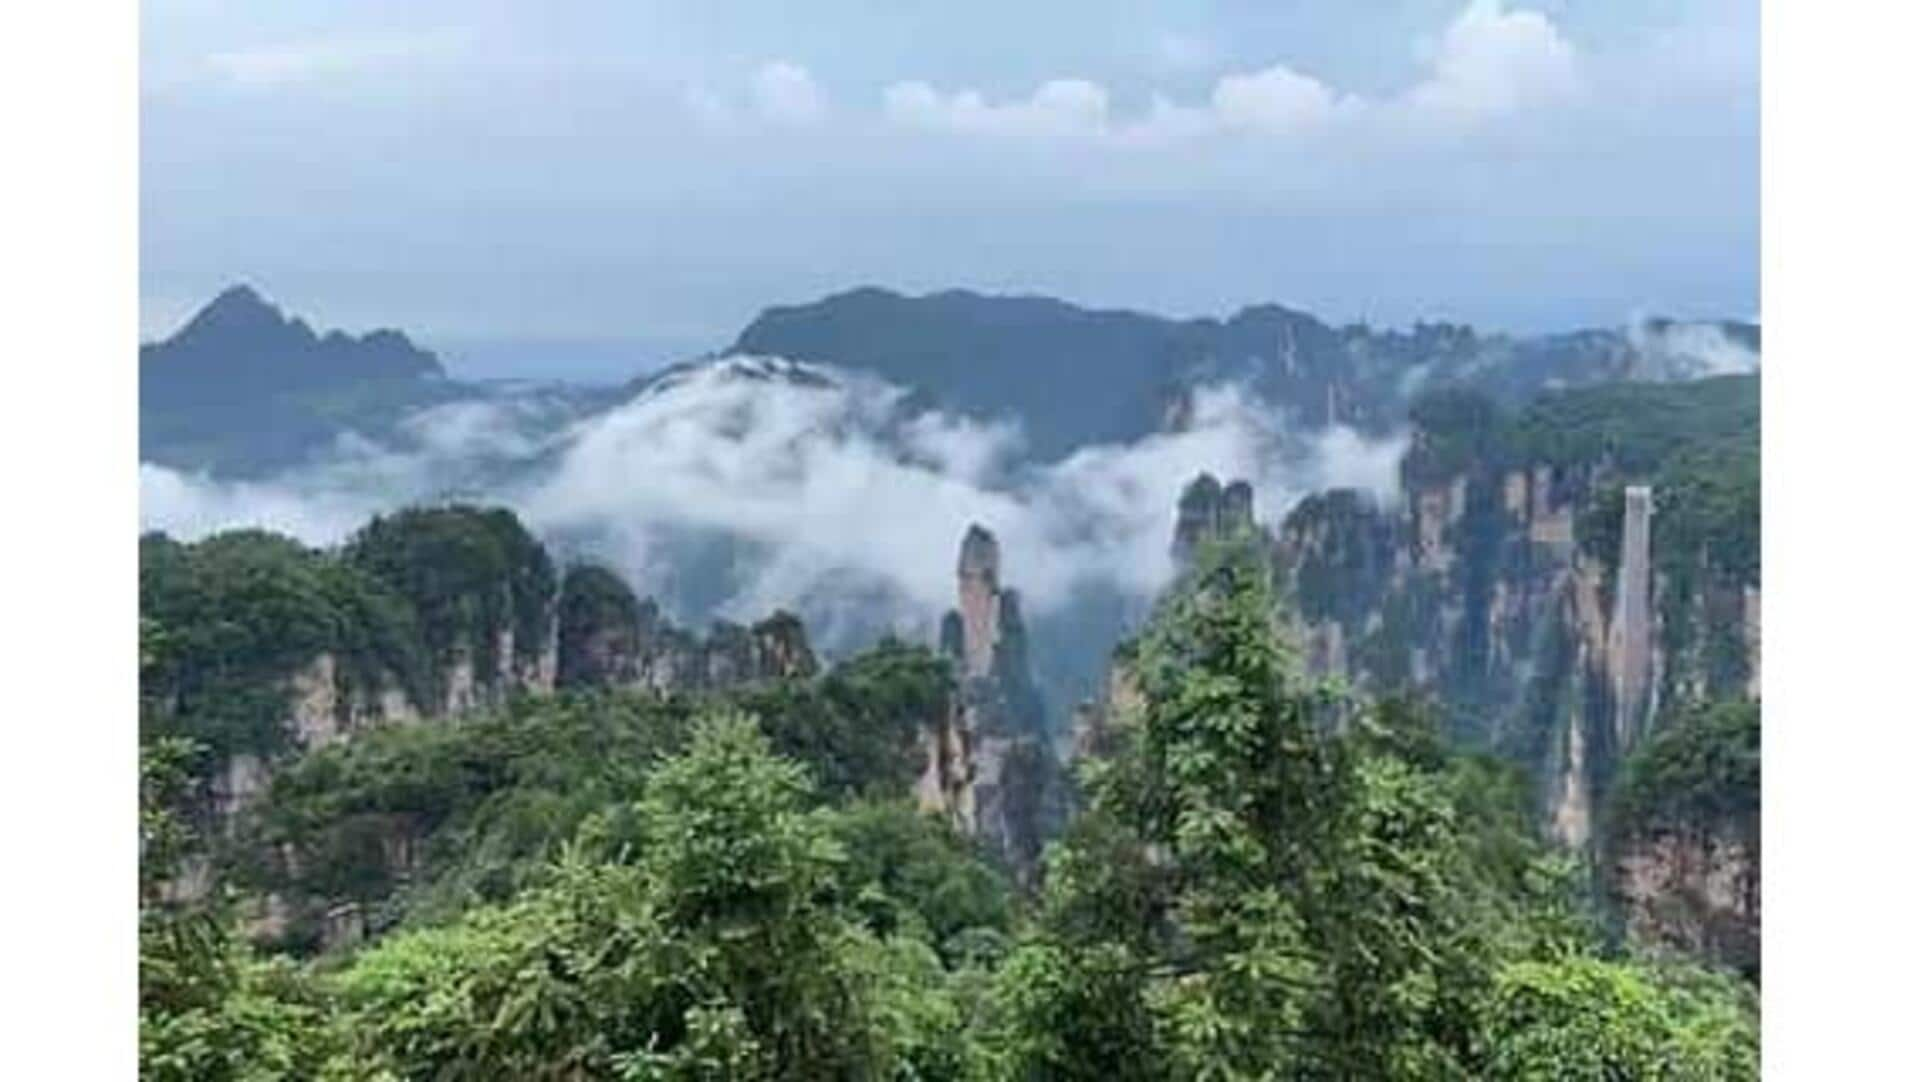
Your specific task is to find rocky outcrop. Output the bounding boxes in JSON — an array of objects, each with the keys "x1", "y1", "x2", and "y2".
[
  {"x1": 1612, "y1": 822, "x2": 1760, "y2": 980},
  {"x1": 556, "y1": 563, "x2": 817, "y2": 694},
  {"x1": 1173, "y1": 473, "x2": 1256, "y2": 564},
  {"x1": 920, "y1": 524, "x2": 1066, "y2": 882},
  {"x1": 701, "y1": 613, "x2": 819, "y2": 688},
  {"x1": 1276, "y1": 464, "x2": 1758, "y2": 851},
  {"x1": 915, "y1": 695, "x2": 976, "y2": 830},
  {"x1": 283, "y1": 653, "x2": 422, "y2": 751},
  {"x1": 956, "y1": 526, "x2": 1003, "y2": 679},
  {"x1": 1608, "y1": 486, "x2": 1658, "y2": 751}
]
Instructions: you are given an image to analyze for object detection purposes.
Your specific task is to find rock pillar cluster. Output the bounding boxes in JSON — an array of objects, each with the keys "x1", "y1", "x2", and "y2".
[
  {"x1": 921, "y1": 523, "x2": 1064, "y2": 883},
  {"x1": 1173, "y1": 473, "x2": 1257, "y2": 564}
]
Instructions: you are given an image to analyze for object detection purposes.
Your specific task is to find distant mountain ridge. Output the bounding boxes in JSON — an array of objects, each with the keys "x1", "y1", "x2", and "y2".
[
  {"x1": 141, "y1": 283, "x2": 1760, "y2": 477},
  {"x1": 141, "y1": 285, "x2": 459, "y2": 476},
  {"x1": 143, "y1": 284, "x2": 444, "y2": 399},
  {"x1": 731, "y1": 286, "x2": 1760, "y2": 459}
]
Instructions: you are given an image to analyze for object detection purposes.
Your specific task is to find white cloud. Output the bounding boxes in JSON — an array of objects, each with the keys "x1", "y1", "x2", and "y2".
[
  {"x1": 1402, "y1": 1, "x2": 1580, "y2": 123},
  {"x1": 141, "y1": 358, "x2": 1407, "y2": 652},
  {"x1": 1210, "y1": 64, "x2": 1345, "y2": 134},
  {"x1": 883, "y1": 2, "x2": 1577, "y2": 148},
  {"x1": 884, "y1": 78, "x2": 1110, "y2": 139},
  {"x1": 206, "y1": 30, "x2": 465, "y2": 87},
  {"x1": 751, "y1": 61, "x2": 828, "y2": 125}
]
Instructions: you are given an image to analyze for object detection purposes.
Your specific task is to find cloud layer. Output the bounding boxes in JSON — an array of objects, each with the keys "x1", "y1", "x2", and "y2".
[
  {"x1": 840, "y1": 1, "x2": 1574, "y2": 147},
  {"x1": 141, "y1": 357, "x2": 1405, "y2": 651}
]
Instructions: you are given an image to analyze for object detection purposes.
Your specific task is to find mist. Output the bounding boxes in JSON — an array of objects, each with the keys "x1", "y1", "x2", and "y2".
[
  {"x1": 1628, "y1": 317, "x2": 1760, "y2": 380},
  {"x1": 140, "y1": 356, "x2": 1406, "y2": 662}
]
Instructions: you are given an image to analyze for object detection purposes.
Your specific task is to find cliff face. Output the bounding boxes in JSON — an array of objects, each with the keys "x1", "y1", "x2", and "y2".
[
  {"x1": 1602, "y1": 698, "x2": 1760, "y2": 978},
  {"x1": 1612, "y1": 823, "x2": 1760, "y2": 979},
  {"x1": 1172, "y1": 473, "x2": 1256, "y2": 564},
  {"x1": 1273, "y1": 378, "x2": 1760, "y2": 851},
  {"x1": 151, "y1": 511, "x2": 831, "y2": 863},
  {"x1": 556, "y1": 564, "x2": 818, "y2": 694},
  {"x1": 918, "y1": 524, "x2": 1067, "y2": 882},
  {"x1": 1278, "y1": 467, "x2": 1754, "y2": 849}
]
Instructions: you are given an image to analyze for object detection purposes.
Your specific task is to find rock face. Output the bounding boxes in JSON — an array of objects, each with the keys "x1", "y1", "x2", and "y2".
[
  {"x1": 182, "y1": 552, "x2": 820, "y2": 841},
  {"x1": 1275, "y1": 467, "x2": 1757, "y2": 851},
  {"x1": 1608, "y1": 486, "x2": 1658, "y2": 750},
  {"x1": 1173, "y1": 473, "x2": 1257, "y2": 564},
  {"x1": 1612, "y1": 822, "x2": 1761, "y2": 980},
  {"x1": 556, "y1": 564, "x2": 818, "y2": 694},
  {"x1": 920, "y1": 524, "x2": 1066, "y2": 882},
  {"x1": 956, "y1": 526, "x2": 1003, "y2": 679},
  {"x1": 283, "y1": 653, "x2": 422, "y2": 752}
]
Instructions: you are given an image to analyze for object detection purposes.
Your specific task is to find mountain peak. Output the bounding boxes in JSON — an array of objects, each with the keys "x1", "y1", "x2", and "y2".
[
  {"x1": 174, "y1": 282, "x2": 300, "y2": 344},
  {"x1": 144, "y1": 286, "x2": 444, "y2": 416},
  {"x1": 209, "y1": 282, "x2": 267, "y2": 309}
]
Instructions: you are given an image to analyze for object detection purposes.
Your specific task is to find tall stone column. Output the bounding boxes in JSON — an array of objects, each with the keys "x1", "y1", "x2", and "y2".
[{"x1": 1610, "y1": 485, "x2": 1657, "y2": 749}]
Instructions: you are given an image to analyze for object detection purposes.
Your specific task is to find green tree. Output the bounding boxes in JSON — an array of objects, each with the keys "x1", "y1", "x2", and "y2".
[
  {"x1": 1479, "y1": 957, "x2": 1758, "y2": 1080},
  {"x1": 329, "y1": 713, "x2": 978, "y2": 1079}
]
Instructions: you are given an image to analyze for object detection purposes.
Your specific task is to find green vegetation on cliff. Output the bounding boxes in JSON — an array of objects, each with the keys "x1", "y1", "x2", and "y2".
[
  {"x1": 1608, "y1": 698, "x2": 1761, "y2": 843},
  {"x1": 143, "y1": 539, "x2": 1758, "y2": 1079},
  {"x1": 140, "y1": 530, "x2": 425, "y2": 759},
  {"x1": 1406, "y1": 374, "x2": 1758, "y2": 488},
  {"x1": 344, "y1": 505, "x2": 557, "y2": 688},
  {"x1": 232, "y1": 637, "x2": 956, "y2": 948},
  {"x1": 141, "y1": 505, "x2": 561, "y2": 768},
  {"x1": 555, "y1": 562, "x2": 646, "y2": 688}
]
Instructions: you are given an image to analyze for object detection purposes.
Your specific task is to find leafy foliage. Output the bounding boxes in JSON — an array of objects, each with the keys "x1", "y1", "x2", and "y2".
[
  {"x1": 142, "y1": 505, "x2": 563, "y2": 769},
  {"x1": 343, "y1": 504, "x2": 557, "y2": 690},
  {"x1": 1608, "y1": 698, "x2": 1761, "y2": 842},
  {"x1": 241, "y1": 691, "x2": 699, "y2": 939},
  {"x1": 141, "y1": 737, "x2": 343, "y2": 1081},
  {"x1": 144, "y1": 532, "x2": 1759, "y2": 1079},
  {"x1": 141, "y1": 530, "x2": 425, "y2": 758},
  {"x1": 1480, "y1": 957, "x2": 1758, "y2": 1079},
  {"x1": 828, "y1": 799, "x2": 1014, "y2": 959},
  {"x1": 237, "y1": 638, "x2": 956, "y2": 941},
  {"x1": 739, "y1": 635, "x2": 950, "y2": 799},
  {"x1": 326, "y1": 715, "x2": 969, "y2": 1080},
  {"x1": 1408, "y1": 375, "x2": 1759, "y2": 488},
  {"x1": 990, "y1": 540, "x2": 1757, "y2": 1078}
]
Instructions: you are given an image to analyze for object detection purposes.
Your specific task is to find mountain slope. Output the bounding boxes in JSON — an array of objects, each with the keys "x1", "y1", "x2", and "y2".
[
  {"x1": 140, "y1": 286, "x2": 458, "y2": 476},
  {"x1": 731, "y1": 286, "x2": 1760, "y2": 460}
]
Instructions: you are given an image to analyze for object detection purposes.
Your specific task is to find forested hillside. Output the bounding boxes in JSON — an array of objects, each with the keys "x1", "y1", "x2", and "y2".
[
  {"x1": 732, "y1": 286, "x2": 1757, "y2": 459},
  {"x1": 140, "y1": 534, "x2": 1759, "y2": 1079},
  {"x1": 137, "y1": 284, "x2": 1763, "y2": 1077}
]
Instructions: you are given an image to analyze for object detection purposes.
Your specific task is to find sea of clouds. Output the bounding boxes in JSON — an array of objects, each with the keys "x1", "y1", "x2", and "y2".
[{"x1": 141, "y1": 356, "x2": 1407, "y2": 656}]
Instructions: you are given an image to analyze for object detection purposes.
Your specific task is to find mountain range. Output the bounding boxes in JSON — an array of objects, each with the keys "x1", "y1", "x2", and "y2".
[{"x1": 141, "y1": 284, "x2": 1757, "y2": 477}]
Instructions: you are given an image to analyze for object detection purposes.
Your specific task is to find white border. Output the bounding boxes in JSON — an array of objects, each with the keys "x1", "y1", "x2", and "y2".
[
  {"x1": 5, "y1": 0, "x2": 1920, "y2": 1073},
  {"x1": 1764, "y1": 0, "x2": 1920, "y2": 1073},
  {"x1": 0, "y1": 1, "x2": 139, "y2": 1076}
]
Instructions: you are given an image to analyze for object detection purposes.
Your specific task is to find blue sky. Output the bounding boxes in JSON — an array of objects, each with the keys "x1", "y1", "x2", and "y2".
[{"x1": 141, "y1": 1, "x2": 1757, "y2": 379}]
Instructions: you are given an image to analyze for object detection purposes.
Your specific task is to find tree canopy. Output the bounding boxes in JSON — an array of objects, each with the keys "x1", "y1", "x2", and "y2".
[{"x1": 142, "y1": 537, "x2": 1759, "y2": 1079}]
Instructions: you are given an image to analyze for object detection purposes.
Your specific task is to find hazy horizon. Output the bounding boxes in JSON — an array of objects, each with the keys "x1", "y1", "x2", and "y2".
[
  {"x1": 142, "y1": 1, "x2": 1757, "y2": 381},
  {"x1": 143, "y1": 277, "x2": 1761, "y2": 384}
]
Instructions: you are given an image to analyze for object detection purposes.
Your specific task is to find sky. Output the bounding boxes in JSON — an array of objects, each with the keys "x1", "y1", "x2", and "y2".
[{"x1": 141, "y1": 1, "x2": 1758, "y2": 380}]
